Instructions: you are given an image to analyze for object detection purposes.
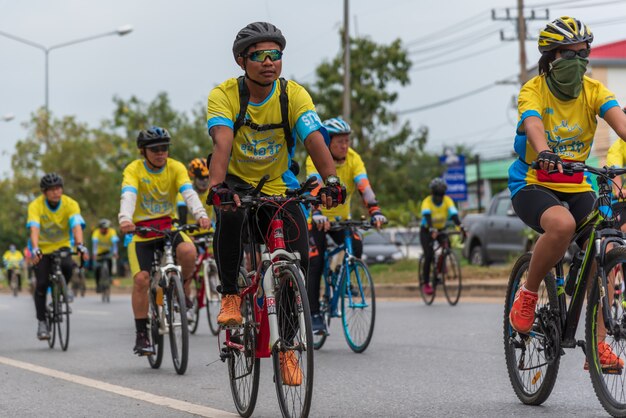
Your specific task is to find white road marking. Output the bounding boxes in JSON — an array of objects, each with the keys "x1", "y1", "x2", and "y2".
[{"x1": 0, "y1": 356, "x2": 237, "y2": 417}]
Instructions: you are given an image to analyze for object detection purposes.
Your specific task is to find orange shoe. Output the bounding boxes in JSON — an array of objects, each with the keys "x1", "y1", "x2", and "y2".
[
  {"x1": 584, "y1": 341, "x2": 625, "y2": 370},
  {"x1": 217, "y1": 294, "x2": 242, "y2": 326},
  {"x1": 279, "y1": 351, "x2": 303, "y2": 386},
  {"x1": 509, "y1": 286, "x2": 538, "y2": 334}
]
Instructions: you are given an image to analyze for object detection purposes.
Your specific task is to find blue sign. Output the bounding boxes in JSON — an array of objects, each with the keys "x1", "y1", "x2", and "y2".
[{"x1": 439, "y1": 153, "x2": 467, "y2": 202}]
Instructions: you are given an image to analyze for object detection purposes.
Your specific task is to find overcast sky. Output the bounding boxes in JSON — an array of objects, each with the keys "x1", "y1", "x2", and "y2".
[{"x1": 1, "y1": 0, "x2": 625, "y2": 177}]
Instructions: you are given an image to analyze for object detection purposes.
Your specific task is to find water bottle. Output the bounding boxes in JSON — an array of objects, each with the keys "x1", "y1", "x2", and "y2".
[{"x1": 565, "y1": 250, "x2": 584, "y2": 296}]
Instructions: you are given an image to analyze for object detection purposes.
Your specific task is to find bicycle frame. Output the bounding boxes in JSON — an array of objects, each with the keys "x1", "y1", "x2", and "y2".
[{"x1": 191, "y1": 234, "x2": 218, "y2": 310}]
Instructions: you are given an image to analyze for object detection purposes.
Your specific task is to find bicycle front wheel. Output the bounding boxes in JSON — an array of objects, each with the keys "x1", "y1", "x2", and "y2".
[
  {"x1": 418, "y1": 255, "x2": 435, "y2": 305},
  {"x1": 10, "y1": 271, "x2": 18, "y2": 297},
  {"x1": 503, "y1": 252, "x2": 560, "y2": 405},
  {"x1": 46, "y1": 287, "x2": 56, "y2": 349},
  {"x1": 442, "y1": 250, "x2": 462, "y2": 306},
  {"x1": 585, "y1": 246, "x2": 626, "y2": 417},
  {"x1": 205, "y1": 262, "x2": 221, "y2": 336},
  {"x1": 56, "y1": 280, "x2": 71, "y2": 351},
  {"x1": 167, "y1": 272, "x2": 189, "y2": 375},
  {"x1": 147, "y1": 288, "x2": 164, "y2": 369},
  {"x1": 341, "y1": 259, "x2": 375, "y2": 353},
  {"x1": 272, "y1": 264, "x2": 314, "y2": 418},
  {"x1": 228, "y1": 292, "x2": 260, "y2": 417},
  {"x1": 101, "y1": 263, "x2": 111, "y2": 303}
]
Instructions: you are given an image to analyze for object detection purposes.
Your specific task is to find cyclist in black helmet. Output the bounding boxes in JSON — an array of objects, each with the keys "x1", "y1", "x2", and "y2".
[
  {"x1": 206, "y1": 21, "x2": 345, "y2": 385},
  {"x1": 27, "y1": 173, "x2": 88, "y2": 340},
  {"x1": 419, "y1": 178, "x2": 465, "y2": 296}
]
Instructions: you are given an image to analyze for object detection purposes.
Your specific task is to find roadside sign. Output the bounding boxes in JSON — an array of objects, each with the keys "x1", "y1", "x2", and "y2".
[{"x1": 440, "y1": 152, "x2": 467, "y2": 202}]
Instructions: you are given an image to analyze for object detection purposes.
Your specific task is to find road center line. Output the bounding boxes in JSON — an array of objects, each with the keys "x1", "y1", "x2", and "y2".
[{"x1": 0, "y1": 356, "x2": 236, "y2": 418}]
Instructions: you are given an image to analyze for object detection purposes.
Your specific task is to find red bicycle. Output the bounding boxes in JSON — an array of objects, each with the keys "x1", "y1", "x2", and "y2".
[{"x1": 188, "y1": 232, "x2": 220, "y2": 335}]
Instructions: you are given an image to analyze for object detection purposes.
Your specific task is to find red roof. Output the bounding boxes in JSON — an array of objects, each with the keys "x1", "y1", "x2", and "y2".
[{"x1": 591, "y1": 39, "x2": 626, "y2": 60}]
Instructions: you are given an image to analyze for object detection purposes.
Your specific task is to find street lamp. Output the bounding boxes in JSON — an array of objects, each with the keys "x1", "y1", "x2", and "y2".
[
  {"x1": 0, "y1": 25, "x2": 133, "y2": 124},
  {"x1": 1, "y1": 113, "x2": 15, "y2": 122}
]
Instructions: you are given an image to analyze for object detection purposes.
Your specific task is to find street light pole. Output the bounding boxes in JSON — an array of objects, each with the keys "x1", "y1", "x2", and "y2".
[{"x1": 0, "y1": 25, "x2": 133, "y2": 141}]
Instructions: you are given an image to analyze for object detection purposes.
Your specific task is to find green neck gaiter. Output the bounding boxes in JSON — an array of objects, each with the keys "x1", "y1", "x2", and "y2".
[{"x1": 546, "y1": 57, "x2": 589, "y2": 101}]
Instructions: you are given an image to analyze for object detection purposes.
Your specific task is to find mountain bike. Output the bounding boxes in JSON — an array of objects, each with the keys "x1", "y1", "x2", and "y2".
[
  {"x1": 418, "y1": 229, "x2": 463, "y2": 306},
  {"x1": 504, "y1": 162, "x2": 626, "y2": 417},
  {"x1": 71, "y1": 260, "x2": 86, "y2": 298},
  {"x1": 219, "y1": 175, "x2": 318, "y2": 418},
  {"x1": 135, "y1": 224, "x2": 197, "y2": 375},
  {"x1": 187, "y1": 232, "x2": 220, "y2": 335},
  {"x1": 46, "y1": 249, "x2": 80, "y2": 351},
  {"x1": 97, "y1": 252, "x2": 113, "y2": 303},
  {"x1": 312, "y1": 219, "x2": 376, "y2": 353}
]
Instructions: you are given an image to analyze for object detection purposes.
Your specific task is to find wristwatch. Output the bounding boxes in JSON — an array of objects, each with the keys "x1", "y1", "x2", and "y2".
[{"x1": 325, "y1": 175, "x2": 340, "y2": 186}]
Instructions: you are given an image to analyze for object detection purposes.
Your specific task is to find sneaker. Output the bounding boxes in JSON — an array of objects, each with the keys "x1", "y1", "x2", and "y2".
[
  {"x1": 185, "y1": 297, "x2": 195, "y2": 323},
  {"x1": 66, "y1": 289, "x2": 75, "y2": 303},
  {"x1": 279, "y1": 351, "x2": 303, "y2": 386},
  {"x1": 422, "y1": 283, "x2": 433, "y2": 295},
  {"x1": 37, "y1": 320, "x2": 49, "y2": 340},
  {"x1": 509, "y1": 286, "x2": 539, "y2": 334},
  {"x1": 217, "y1": 294, "x2": 242, "y2": 326},
  {"x1": 133, "y1": 331, "x2": 155, "y2": 356},
  {"x1": 311, "y1": 313, "x2": 327, "y2": 335},
  {"x1": 584, "y1": 341, "x2": 625, "y2": 370}
]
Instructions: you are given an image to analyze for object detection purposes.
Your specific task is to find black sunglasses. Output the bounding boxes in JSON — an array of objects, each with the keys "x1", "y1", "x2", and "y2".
[
  {"x1": 147, "y1": 145, "x2": 169, "y2": 153},
  {"x1": 558, "y1": 48, "x2": 590, "y2": 59}
]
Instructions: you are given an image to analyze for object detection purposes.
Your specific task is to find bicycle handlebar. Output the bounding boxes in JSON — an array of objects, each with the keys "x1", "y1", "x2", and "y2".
[
  {"x1": 238, "y1": 175, "x2": 322, "y2": 207},
  {"x1": 531, "y1": 161, "x2": 626, "y2": 179},
  {"x1": 134, "y1": 223, "x2": 199, "y2": 237},
  {"x1": 329, "y1": 219, "x2": 374, "y2": 231}
]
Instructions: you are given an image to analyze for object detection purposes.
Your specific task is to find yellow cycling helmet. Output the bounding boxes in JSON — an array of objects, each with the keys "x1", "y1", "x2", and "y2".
[
  {"x1": 538, "y1": 16, "x2": 593, "y2": 53},
  {"x1": 188, "y1": 158, "x2": 209, "y2": 179}
]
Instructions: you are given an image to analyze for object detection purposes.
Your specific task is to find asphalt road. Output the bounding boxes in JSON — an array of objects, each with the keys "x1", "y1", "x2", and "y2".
[{"x1": 0, "y1": 293, "x2": 613, "y2": 417}]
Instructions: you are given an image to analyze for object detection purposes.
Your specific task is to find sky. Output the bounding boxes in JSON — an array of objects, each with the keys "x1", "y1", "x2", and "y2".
[{"x1": 1, "y1": 0, "x2": 625, "y2": 177}]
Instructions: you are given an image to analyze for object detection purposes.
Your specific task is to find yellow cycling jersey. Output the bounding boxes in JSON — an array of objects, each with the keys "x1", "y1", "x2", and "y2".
[
  {"x1": 305, "y1": 148, "x2": 367, "y2": 220},
  {"x1": 420, "y1": 195, "x2": 458, "y2": 230},
  {"x1": 509, "y1": 75, "x2": 619, "y2": 196},
  {"x1": 607, "y1": 139, "x2": 626, "y2": 168},
  {"x1": 206, "y1": 78, "x2": 327, "y2": 196},
  {"x1": 26, "y1": 195, "x2": 85, "y2": 254},
  {"x1": 176, "y1": 189, "x2": 212, "y2": 235},
  {"x1": 3, "y1": 250, "x2": 23, "y2": 269},
  {"x1": 91, "y1": 228, "x2": 119, "y2": 255}
]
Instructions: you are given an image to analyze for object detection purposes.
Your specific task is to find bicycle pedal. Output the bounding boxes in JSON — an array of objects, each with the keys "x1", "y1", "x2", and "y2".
[
  {"x1": 220, "y1": 323, "x2": 245, "y2": 330},
  {"x1": 602, "y1": 367, "x2": 623, "y2": 375}
]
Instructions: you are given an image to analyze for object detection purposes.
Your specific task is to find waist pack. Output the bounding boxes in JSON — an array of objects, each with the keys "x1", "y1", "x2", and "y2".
[
  {"x1": 136, "y1": 216, "x2": 172, "y2": 239},
  {"x1": 536, "y1": 159, "x2": 584, "y2": 184}
]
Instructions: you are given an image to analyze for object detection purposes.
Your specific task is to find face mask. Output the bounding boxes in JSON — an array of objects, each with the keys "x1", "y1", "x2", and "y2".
[
  {"x1": 546, "y1": 57, "x2": 588, "y2": 101},
  {"x1": 432, "y1": 194, "x2": 444, "y2": 205}
]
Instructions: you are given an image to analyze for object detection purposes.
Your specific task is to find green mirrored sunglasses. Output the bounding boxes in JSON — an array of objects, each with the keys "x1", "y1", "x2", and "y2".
[{"x1": 247, "y1": 49, "x2": 283, "y2": 62}]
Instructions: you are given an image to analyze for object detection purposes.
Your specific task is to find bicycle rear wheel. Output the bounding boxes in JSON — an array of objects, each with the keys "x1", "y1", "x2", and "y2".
[
  {"x1": 341, "y1": 259, "x2": 375, "y2": 353},
  {"x1": 205, "y1": 261, "x2": 221, "y2": 336},
  {"x1": 189, "y1": 278, "x2": 200, "y2": 335},
  {"x1": 147, "y1": 288, "x2": 164, "y2": 369},
  {"x1": 442, "y1": 250, "x2": 462, "y2": 306},
  {"x1": 101, "y1": 263, "x2": 111, "y2": 303},
  {"x1": 272, "y1": 264, "x2": 314, "y2": 418},
  {"x1": 585, "y1": 246, "x2": 626, "y2": 417},
  {"x1": 313, "y1": 296, "x2": 330, "y2": 351},
  {"x1": 503, "y1": 252, "x2": 560, "y2": 405},
  {"x1": 56, "y1": 279, "x2": 71, "y2": 351},
  {"x1": 167, "y1": 272, "x2": 189, "y2": 375},
  {"x1": 227, "y1": 292, "x2": 260, "y2": 417},
  {"x1": 418, "y1": 256, "x2": 436, "y2": 305}
]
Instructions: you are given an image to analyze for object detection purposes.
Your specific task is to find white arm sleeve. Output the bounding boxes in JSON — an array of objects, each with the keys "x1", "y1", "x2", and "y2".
[
  {"x1": 118, "y1": 191, "x2": 137, "y2": 224},
  {"x1": 181, "y1": 189, "x2": 208, "y2": 221}
]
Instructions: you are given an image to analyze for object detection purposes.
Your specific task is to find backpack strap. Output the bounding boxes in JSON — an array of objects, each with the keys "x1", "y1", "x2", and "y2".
[{"x1": 233, "y1": 76, "x2": 294, "y2": 150}]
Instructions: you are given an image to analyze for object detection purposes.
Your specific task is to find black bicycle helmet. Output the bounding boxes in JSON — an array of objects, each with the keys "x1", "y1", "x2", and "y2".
[
  {"x1": 538, "y1": 16, "x2": 593, "y2": 53},
  {"x1": 98, "y1": 219, "x2": 111, "y2": 229},
  {"x1": 232, "y1": 22, "x2": 286, "y2": 61},
  {"x1": 136, "y1": 126, "x2": 171, "y2": 148},
  {"x1": 429, "y1": 178, "x2": 447, "y2": 195},
  {"x1": 40, "y1": 173, "x2": 64, "y2": 190}
]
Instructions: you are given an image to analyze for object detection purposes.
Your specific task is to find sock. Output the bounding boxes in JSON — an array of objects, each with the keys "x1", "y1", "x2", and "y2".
[
  {"x1": 135, "y1": 318, "x2": 148, "y2": 333},
  {"x1": 521, "y1": 285, "x2": 538, "y2": 295}
]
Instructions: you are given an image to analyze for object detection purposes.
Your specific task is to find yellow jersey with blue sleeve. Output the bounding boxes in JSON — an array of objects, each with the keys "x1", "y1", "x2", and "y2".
[
  {"x1": 91, "y1": 228, "x2": 119, "y2": 255},
  {"x1": 26, "y1": 195, "x2": 85, "y2": 254},
  {"x1": 508, "y1": 75, "x2": 619, "y2": 196},
  {"x1": 3, "y1": 250, "x2": 23, "y2": 269},
  {"x1": 176, "y1": 190, "x2": 212, "y2": 235},
  {"x1": 607, "y1": 139, "x2": 626, "y2": 168},
  {"x1": 305, "y1": 148, "x2": 367, "y2": 220},
  {"x1": 206, "y1": 78, "x2": 328, "y2": 196},
  {"x1": 420, "y1": 196, "x2": 458, "y2": 230}
]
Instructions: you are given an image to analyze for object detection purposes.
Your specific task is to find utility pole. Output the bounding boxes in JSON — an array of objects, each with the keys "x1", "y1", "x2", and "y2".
[
  {"x1": 475, "y1": 154, "x2": 482, "y2": 213},
  {"x1": 342, "y1": 0, "x2": 351, "y2": 121},
  {"x1": 492, "y1": 3, "x2": 548, "y2": 85}
]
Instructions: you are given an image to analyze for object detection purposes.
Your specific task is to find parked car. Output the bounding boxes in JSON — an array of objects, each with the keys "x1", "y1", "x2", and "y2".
[
  {"x1": 462, "y1": 189, "x2": 532, "y2": 265},
  {"x1": 361, "y1": 230, "x2": 404, "y2": 264}
]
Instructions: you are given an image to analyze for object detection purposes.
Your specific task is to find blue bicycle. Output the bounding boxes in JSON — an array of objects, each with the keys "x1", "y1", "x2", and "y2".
[{"x1": 313, "y1": 219, "x2": 376, "y2": 353}]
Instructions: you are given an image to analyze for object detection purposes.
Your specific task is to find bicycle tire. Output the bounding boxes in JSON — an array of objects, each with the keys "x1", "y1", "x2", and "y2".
[
  {"x1": 271, "y1": 263, "x2": 314, "y2": 418},
  {"x1": 442, "y1": 250, "x2": 462, "y2": 306},
  {"x1": 189, "y1": 278, "x2": 200, "y2": 335},
  {"x1": 57, "y1": 278, "x2": 71, "y2": 351},
  {"x1": 313, "y1": 296, "x2": 330, "y2": 350},
  {"x1": 585, "y1": 246, "x2": 626, "y2": 417},
  {"x1": 167, "y1": 271, "x2": 189, "y2": 375},
  {"x1": 205, "y1": 261, "x2": 221, "y2": 336},
  {"x1": 227, "y1": 292, "x2": 260, "y2": 417},
  {"x1": 101, "y1": 262, "x2": 111, "y2": 303},
  {"x1": 47, "y1": 285, "x2": 56, "y2": 349},
  {"x1": 503, "y1": 252, "x2": 560, "y2": 405},
  {"x1": 10, "y1": 271, "x2": 18, "y2": 297},
  {"x1": 147, "y1": 288, "x2": 164, "y2": 369},
  {"x1": 418, "y1": 255, "x2": 436, "y2": 305},
  {"x1": 341, "y1": 259, "x2": 375, "y2": 353}
]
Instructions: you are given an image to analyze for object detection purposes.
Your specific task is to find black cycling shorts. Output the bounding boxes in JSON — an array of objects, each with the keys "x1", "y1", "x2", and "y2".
[{"x1": 512, "y1": 184, "x2": 595, "y2": 234}]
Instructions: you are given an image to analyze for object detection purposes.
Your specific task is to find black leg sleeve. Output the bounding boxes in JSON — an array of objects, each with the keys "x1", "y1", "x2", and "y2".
[
  {"x1": 214, "y1": 208, "x2": 246, "y2": 294},
  {"x1": 419, "y1": 227, "x2": 434, "y2": 284},
  {"x1": 34, "y1": 256, "x2": 53, "y2": 321},
  {"x1": 307, "y1": 226, "x2": 327, "y2": 315}
]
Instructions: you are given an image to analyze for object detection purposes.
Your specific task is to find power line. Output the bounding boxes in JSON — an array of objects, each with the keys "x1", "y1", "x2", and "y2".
[
  {"x1": 411, "y1": 42, "x2": 508, "y2": 73},
  {"x1": 428, "y1": 123, "x2": 511, "y2": 144},
  {"x1": 408, "y1": 26, "x2": 501, "y2": 55},
  {"x1": 526, "y1": 0, "x2": 625, "y2": 7},
  {"x1": 397, "y1": 82, "x2": 498, "y2": 115},
  {"x1": 405, "y1": 11, "x2": 488, "y2": 47}
]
